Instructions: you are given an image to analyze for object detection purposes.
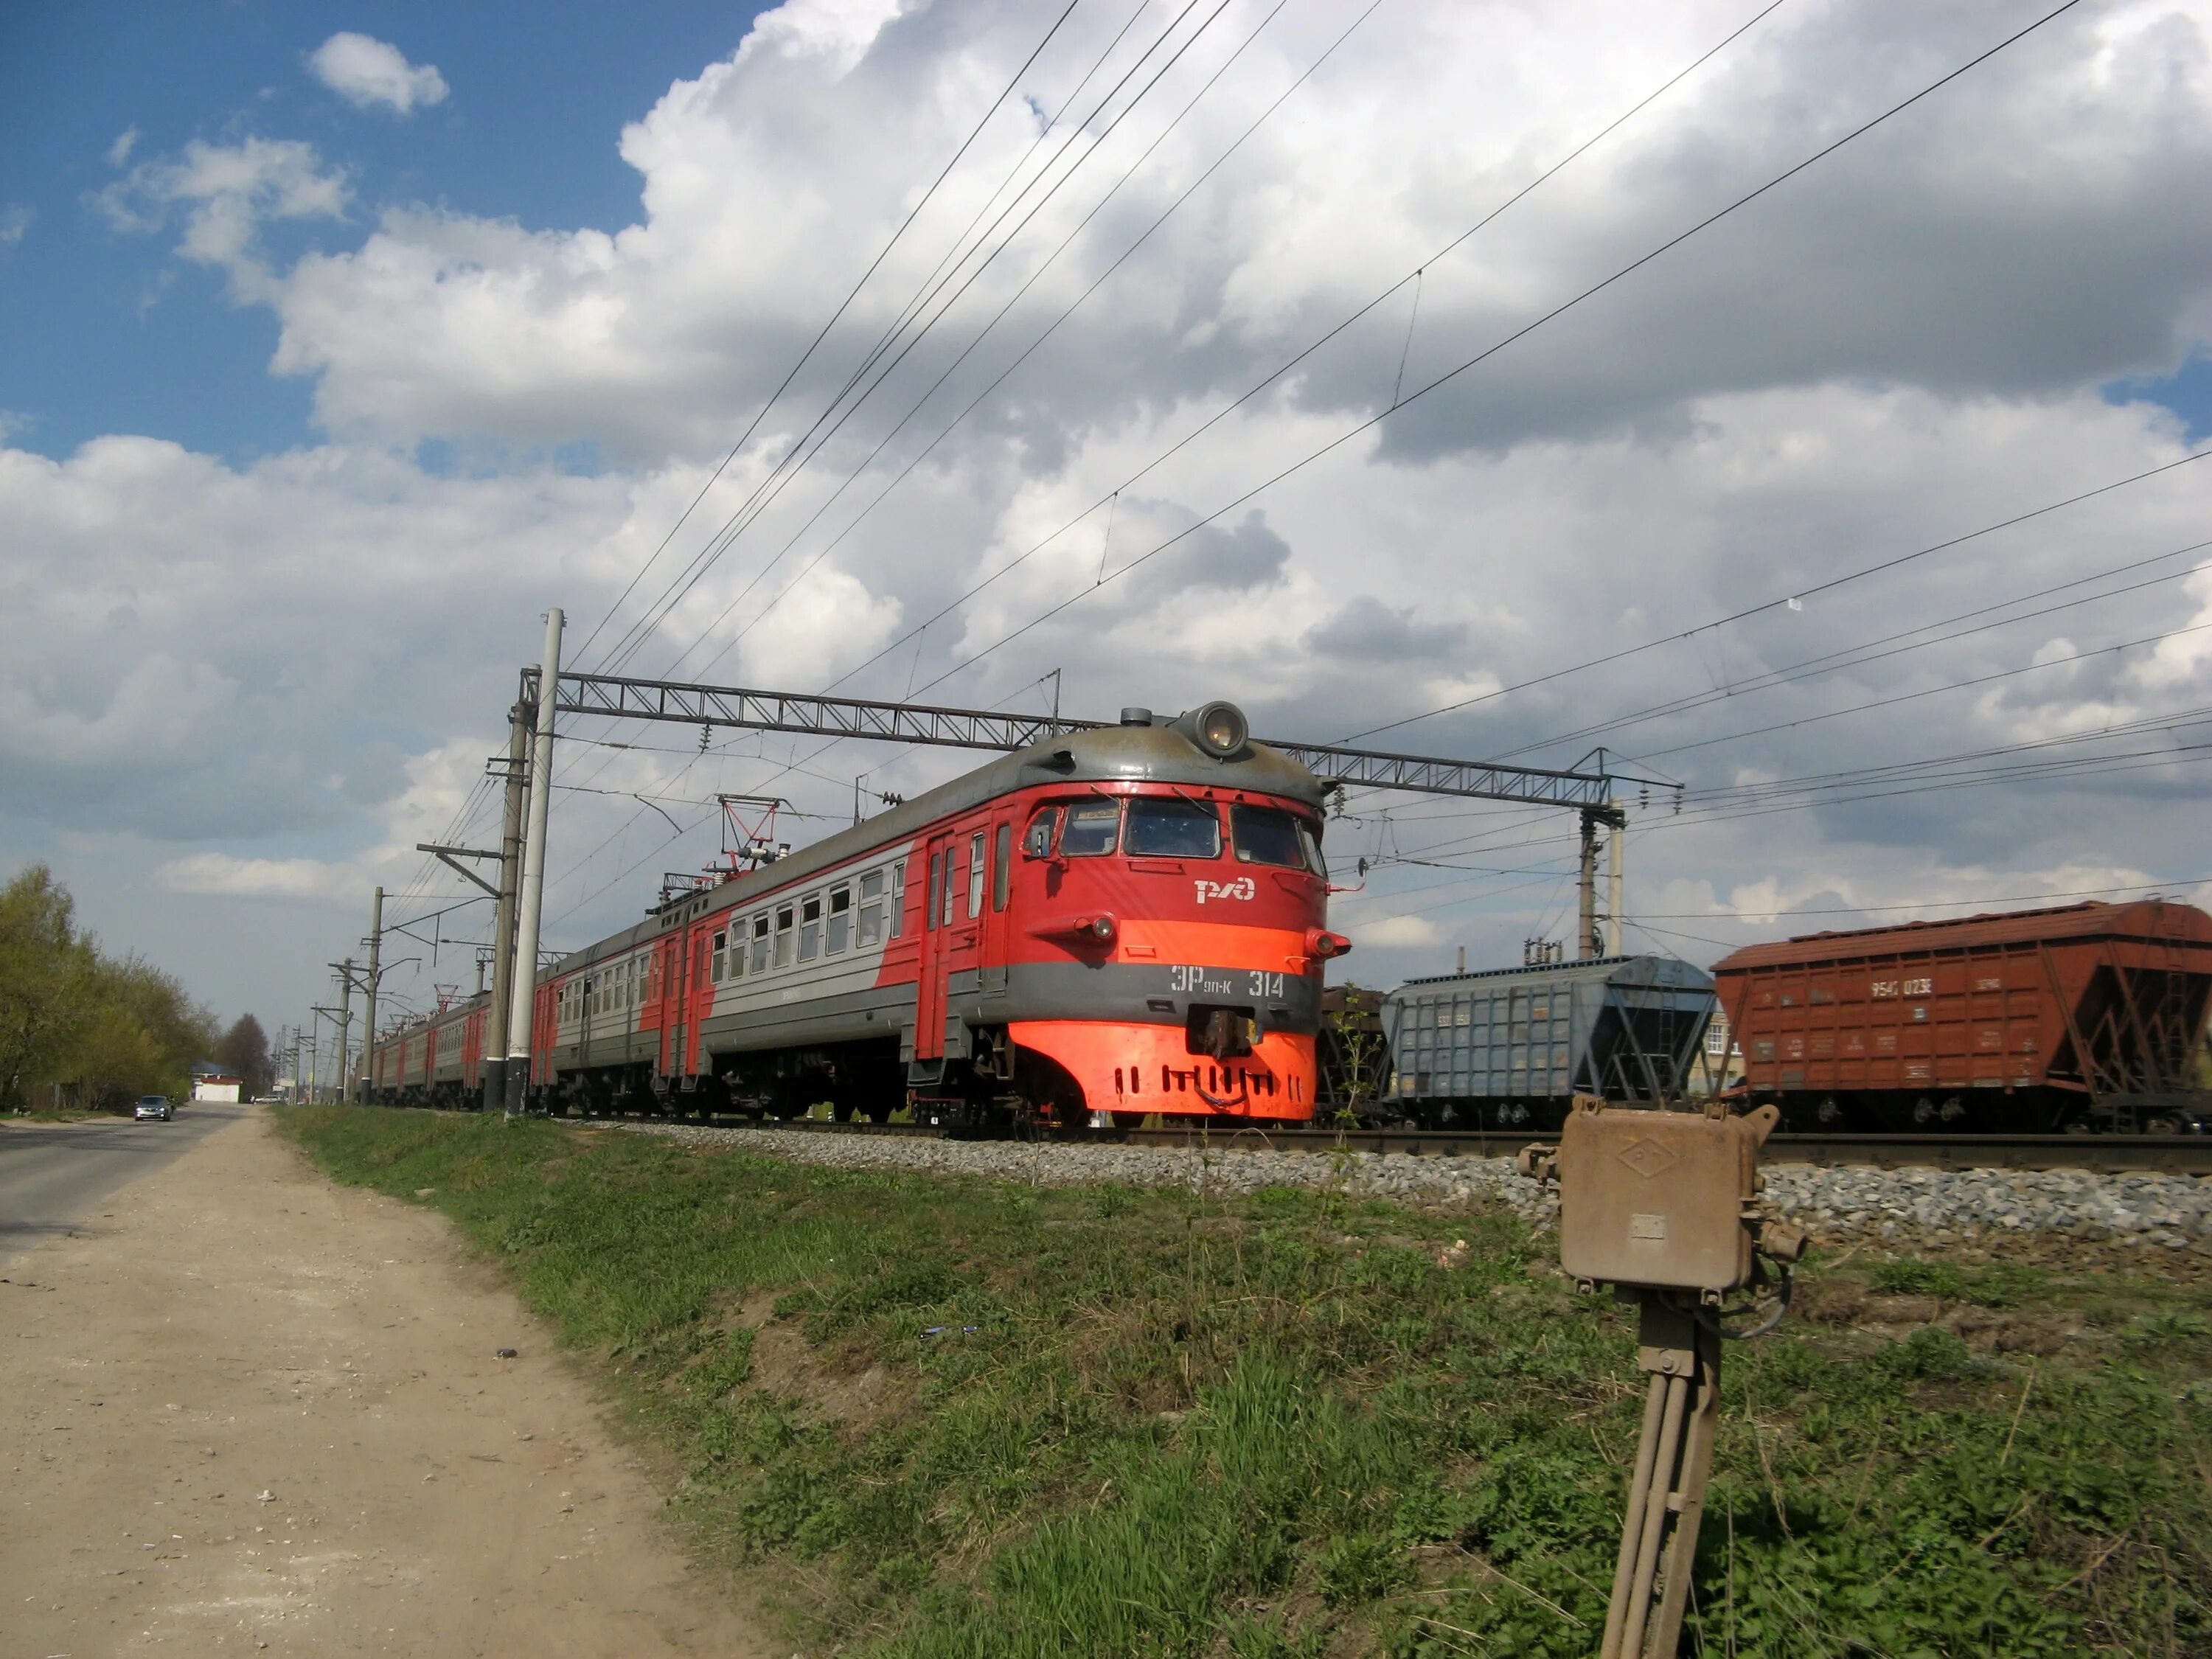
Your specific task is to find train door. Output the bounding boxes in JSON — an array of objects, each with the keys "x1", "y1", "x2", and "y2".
[
  {"x1": 940, "y1": 822, "x2": 990, "y2": 1043},
  {"x1": 679, "y1": 925, "x2": 712, "y2": 1075},
  {"x1": 655, "y1": 932, "x2": 686, "y2": 1078},
  {"x1": 914, "y1": 830, "x2": 959, "y2": 1064},
  {"x1": 977, "y1": 816, "x2": 1013, "y2": 998}
]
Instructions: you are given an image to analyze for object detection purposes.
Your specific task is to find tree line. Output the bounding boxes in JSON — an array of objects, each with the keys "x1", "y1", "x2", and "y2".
[{"x1": 0, "y1": 865, "x2": 272, "y2": 1113}]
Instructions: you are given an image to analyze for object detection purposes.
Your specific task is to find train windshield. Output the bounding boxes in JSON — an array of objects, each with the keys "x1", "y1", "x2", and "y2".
[
  {"x1": 1298, "y1": 821, "x2": 1326, "y2": 880},
  {"x1": 1230, "y1": 804, "x2": 1305, "y2": 869},
  {"x1": 1061, "y1": 801, "x2": 1119, "y2": 856},
  {"x1": 1125, "y1": 796, "x2": 1220, "y2": 859}
]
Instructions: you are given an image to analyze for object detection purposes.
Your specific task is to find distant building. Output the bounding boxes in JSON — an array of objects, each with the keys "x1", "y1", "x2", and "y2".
[
  {"x1": 1691, "y1": 1010, "x2": 1743, "y2": 1096},
  {"x1": 190, "y1": 1062, "x2": 242, "y2": 1104}
]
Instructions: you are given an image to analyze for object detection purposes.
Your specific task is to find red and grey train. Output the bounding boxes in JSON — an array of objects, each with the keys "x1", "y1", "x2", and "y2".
[{"x1": 369, "y1": 702, "x2": 1351, "y2": 1126}]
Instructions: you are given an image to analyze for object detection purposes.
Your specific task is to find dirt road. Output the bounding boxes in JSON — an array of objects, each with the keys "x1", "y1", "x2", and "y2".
[{"x1": 1, "y1": 1105, "x2": 768, "y2": 1658}]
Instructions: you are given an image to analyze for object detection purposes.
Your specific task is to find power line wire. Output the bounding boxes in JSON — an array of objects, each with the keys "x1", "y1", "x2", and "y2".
[
  {"x1": 883, "y1": 0, "x2": 2091, "y2": 708},
  {"x1": 596, "y1": 0, "x2": 1226, "y2": 675},
  {"x1": 667, "y1": 0, "x2": 1353, "y2": 685},
  {"x1": 574, "y1": 0, "x2": 1086, "y2": 668},
  {"x1": 815, "y1": 0, "x2": 1794, "y2": 699}
]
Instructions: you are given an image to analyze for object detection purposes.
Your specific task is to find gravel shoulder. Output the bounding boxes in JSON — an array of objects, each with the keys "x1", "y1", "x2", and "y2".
[
  {"x1": 615, "y1": 1120, "x2": 2212, "y2": 1275},
  {"x1": 1, "y1": 1105, "x2": 766, "y2": 1658}
]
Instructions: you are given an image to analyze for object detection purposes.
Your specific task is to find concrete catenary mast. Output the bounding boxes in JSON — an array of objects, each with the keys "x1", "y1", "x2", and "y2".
[{"x1": 501, "y1": 608, "x2": 563, "y2": 1119}]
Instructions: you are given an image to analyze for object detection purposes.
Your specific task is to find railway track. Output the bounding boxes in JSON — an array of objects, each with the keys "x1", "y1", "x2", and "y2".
[{"x1": 575, "y1": 1110, "x2": 2212, "y2": 1175}]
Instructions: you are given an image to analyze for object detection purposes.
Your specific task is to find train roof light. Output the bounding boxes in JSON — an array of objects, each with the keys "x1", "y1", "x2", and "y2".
[{"x1": 1175, "y1": 700, "x2": 1249, "y2": 758}]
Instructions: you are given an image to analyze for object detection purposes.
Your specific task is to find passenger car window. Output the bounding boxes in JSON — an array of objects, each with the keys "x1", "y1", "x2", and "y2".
[
  {"x1": 711, "y1": 931, "x2": 727, "y2": 982},
  {"x1": 1126, "y1": 796, "x2": 1220, "y2": 859},
  {"x1": 773, "y1": 905, "x2": 795, "y2": 967},
  {"x1": 992, "y1": 823, "x2": 1012, "y2": 911},
  {"x1": 1231, "y1": 804, "x2": 1305, "y2": 869},
  {"x1": 890, "y1": 859, "x2": 905, "y2": 938},
  {"x1": 750, "y1": 913, "x2": 770, "y2": 975},
  {"x1": 800, "y1": 894, "x2": 822, "y2": 963},
  {"x1": 1023, "y1": 807, "x2": 1060, "y2": 858},
  {"x1": 926, "y1": 853, "x2": 942, "y2": 931},
  {"x1": 967, "y1": 831, "x2": 987, "y2": 918},
  {"x1": 827, "y1": 884, "x2": 851, "y2": 953},
  {"x1": 1061, "y1": 800, "x2": 1119, "y2": 856},
  {"x1": 858, "y1": 870, "x2": 885, "y2": 947}
]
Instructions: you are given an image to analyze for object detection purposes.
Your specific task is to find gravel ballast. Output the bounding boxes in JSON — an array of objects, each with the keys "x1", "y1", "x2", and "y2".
[{"x1": 609, "y1": 1121, "x2": 2212, "y2": 1258}]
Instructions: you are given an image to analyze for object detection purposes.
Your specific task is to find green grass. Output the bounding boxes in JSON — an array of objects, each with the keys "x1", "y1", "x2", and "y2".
[{"x1": 276, "y1": 1107, "x2": 2212, "y2": 1657}]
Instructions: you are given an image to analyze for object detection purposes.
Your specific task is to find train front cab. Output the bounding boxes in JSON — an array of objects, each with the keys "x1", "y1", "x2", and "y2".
[{"x1": 939, "y1": 717, "x2": 1344, "y2": 1127}]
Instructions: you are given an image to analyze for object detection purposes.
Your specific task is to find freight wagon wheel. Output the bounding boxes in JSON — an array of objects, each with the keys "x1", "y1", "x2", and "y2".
[{"x1": 2144, "y1": 1112, "x2": 2186, "y2": 1136}]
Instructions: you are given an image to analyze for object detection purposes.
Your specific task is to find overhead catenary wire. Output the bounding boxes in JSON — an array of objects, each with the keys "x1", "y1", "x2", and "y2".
[
  {"x1": 594, "y1": 0, "x2": 1232, "y2": 677},
  {"x1": 1627, "y1": 618, "x2": 2212, "y2": 762},
  {"x1": 813, "y1": 0, "x2": 1795, "y2": 700},
  {"x1": 1486, "y1": 534, "x2": 2212, "y2": 762},
  {"x1": 549, "y1": 0, "x2": 1238, "y2": 809},
  {"x1": 572, "y1": 0, "x2": 1087, "y2": 670},
  {"x1": 860, "y1": 0, "x2": 2092, "y2": 711},
  {"x1": 533, "y1": 0, "x2": 1797, "y2": 902},
  {"x1": 1346, "y1": 445, "x2": 2212, "y2": 745},
  {"x1": 664, "y1": 0, "x2": 1359, "y2": 686},
  {"x1": 539, "y1": 669, "x2": 1071, "y2": 934}
]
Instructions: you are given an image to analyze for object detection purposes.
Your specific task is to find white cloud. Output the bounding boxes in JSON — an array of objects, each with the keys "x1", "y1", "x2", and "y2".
[
  {"x1": 15, "y1": 0, "x2": 2212, "y2": 1020},
  {"x1": 307, "y1": 32, "x2": 450, "y2": 116},
  {"x1": 100, "y1": 137, "x2": 349, "y2": 298},
  {"x1": 160, "y1": 852, "x2": 358, "y2": 901},
  {"x1": 108, "y1": 127, "x2": 138, "y2": 167},
  {"x1": 1353, "y1": 914, "x2": 1444, "y2": 950}
]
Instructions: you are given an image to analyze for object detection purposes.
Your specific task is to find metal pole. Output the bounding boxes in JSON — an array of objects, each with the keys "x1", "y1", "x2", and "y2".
[
  {"x1": 1578, "y1": 809, "x2": 1601, "y2": 959},
  {"x1": 1607, "y1": 802, "x2": 1624, "y2": 958},
  {"x1": 483, "y1": 702, "x2": 529, "y2": 1113},
  {"x1": 504, "y1": 608, "x2": 563, "y2": 1118},
  {"x1": 336, "y1": 961, "x2": 354, "y2": 1105},
  {"x1": 363, "y1": 887, "x2": 383, "y2": 1102},
  {"x1": 1601, "y1": 1295, "x2": 1724, "y2": 1659}
]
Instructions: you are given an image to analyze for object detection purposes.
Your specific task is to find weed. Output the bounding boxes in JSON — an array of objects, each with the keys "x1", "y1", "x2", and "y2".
[{"x1": 278, "y1": 1108, "x2": 2212, "y2": 1657}]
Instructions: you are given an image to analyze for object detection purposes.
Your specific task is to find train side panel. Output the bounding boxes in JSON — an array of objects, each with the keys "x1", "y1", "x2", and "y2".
[
  {"x1": 1382, "y1": 956, "x2": 1714, "y2": 1128},
  {"x1": 1712, "y1": 900, "x2": 2212, "y2": 1130}
]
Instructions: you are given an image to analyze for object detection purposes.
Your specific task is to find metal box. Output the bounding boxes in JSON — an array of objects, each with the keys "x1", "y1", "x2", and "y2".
[{"x1": 1552, "y1": 1104, "x2": 1767, "y2": 1295}]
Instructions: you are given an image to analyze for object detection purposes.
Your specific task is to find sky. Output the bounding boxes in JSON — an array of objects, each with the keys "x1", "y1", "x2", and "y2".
[{"x1": 4, "y1": 0, "x2": 2211, "y2": 1051}]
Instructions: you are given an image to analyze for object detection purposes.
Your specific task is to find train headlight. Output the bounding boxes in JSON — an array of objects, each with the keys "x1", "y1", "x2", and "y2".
[{"x1": 1176, "y1": 700, "x2": 1249, "y2": 757}]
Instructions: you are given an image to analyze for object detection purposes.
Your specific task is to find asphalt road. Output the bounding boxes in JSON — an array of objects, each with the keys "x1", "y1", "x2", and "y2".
[{"x1": 0, "y1": 1099, "x2": 245, "y2": 1265}]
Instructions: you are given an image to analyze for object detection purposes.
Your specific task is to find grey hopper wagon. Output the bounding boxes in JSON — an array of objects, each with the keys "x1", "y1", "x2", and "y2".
[{"x1": 1381, "y1": 954, "x2": 1716, "y2": 1129}]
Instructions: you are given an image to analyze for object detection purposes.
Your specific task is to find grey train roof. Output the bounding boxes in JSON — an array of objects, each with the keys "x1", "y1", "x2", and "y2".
[
  {"x1": 552, "y1": 715, "x2": 1327, "y2": 974},
  {"x1": 1391, "y1": 954, "x2": 1715, "y2": 995}
]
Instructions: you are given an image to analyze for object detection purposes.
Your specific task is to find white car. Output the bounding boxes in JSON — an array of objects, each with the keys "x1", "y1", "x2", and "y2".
[{"x1": 133, "y1": 1095, "x2": 173, "y2": 1121}]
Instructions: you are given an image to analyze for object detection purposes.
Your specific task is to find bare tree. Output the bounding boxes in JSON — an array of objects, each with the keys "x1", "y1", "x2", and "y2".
[{"x1": 212, "y1": 1013, "x2": 274, "y2": 1099}]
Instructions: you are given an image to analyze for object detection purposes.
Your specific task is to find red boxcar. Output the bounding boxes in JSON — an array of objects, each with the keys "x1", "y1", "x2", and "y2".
[{"x1": 1711, "y1": 900, "x2": 2212, "y2": 1132}]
